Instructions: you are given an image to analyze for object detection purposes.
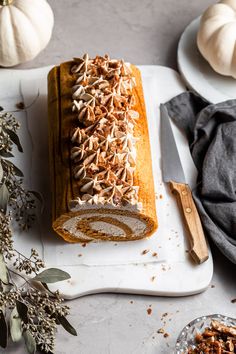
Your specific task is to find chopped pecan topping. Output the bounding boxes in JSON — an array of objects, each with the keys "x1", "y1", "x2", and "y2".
[{"x1": 188, "y1": 320, "x2": 236, "y2": 353}]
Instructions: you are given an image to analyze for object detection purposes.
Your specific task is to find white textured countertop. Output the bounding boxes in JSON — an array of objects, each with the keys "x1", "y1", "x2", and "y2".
[{"x1": 6, "y1": 0, "x2": 236, "y2": 353}]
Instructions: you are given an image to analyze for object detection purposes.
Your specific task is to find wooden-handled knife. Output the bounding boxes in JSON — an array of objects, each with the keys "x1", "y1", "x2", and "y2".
[{"x1": 160, "y1": 104, "x2": 208, "y2": 264}]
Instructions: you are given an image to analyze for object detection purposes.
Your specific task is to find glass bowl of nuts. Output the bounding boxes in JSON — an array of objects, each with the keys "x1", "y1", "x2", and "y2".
[{"x1": 175, "y1": 314, "x2": 236, "y2": 353}]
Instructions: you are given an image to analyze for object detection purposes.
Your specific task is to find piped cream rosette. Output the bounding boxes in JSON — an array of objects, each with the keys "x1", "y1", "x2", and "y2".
[{"x1": 48, "y1": 54, "x2": 157, "y2": 242}]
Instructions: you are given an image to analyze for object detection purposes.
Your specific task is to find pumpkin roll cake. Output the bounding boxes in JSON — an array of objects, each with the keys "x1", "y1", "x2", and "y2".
[{"x1": 48, "y1": 54, "x2": 158, "y2": 242}]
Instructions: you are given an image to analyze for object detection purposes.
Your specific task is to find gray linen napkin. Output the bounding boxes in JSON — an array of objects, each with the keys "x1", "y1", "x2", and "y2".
[{"x1": 165, "y1": 92, "x2": 236, "y2": 264}]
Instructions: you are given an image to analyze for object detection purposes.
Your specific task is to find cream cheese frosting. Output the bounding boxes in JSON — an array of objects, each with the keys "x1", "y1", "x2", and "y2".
[{"x1": 70, "y1": 54, "x2": 141, "y2": 209}]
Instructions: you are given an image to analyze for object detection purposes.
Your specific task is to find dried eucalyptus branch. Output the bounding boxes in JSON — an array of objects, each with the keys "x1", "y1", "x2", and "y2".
[{"x1": 0, "y1": 107, "x2": 77, "y2": 354}]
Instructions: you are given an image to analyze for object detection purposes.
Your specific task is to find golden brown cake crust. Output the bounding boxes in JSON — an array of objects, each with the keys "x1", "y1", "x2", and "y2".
[{"x1": 48, "y1": 60, "x2": 158, "y2": 243}]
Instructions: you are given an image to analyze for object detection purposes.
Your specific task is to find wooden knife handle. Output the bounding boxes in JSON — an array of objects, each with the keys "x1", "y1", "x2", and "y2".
[{"x1": 169, "y1": 181, "x2": 209, "y2": 264}]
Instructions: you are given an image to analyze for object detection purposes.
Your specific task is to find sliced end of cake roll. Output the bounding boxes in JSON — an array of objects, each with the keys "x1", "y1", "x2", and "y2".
[{"x1": 48, "y1": 54, "x2": 158, "y2": 242}]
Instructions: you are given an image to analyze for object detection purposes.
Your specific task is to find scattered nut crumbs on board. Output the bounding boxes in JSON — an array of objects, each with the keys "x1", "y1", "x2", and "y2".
[
  {"x1": 231, "y1": 298, "x2": 236, "y2": 303},
  {"x1": 161, "y1": 264, "x2": 171, "y2": 271},
  {"x1": 151, "y1": 276, "x2": 156, "y2": 282},
  {"x1": 82, "y1": 243, "x2": 87, "y2": 248},
  {"x1": 152, "y1": 252, "x2": 158, "y2": 257},
  {"x1": 141, "y1": 249, "x2": 150, "y2": 255},
  {"x1": 78, "y1": 254, "x2": 82, "y2": 257}
]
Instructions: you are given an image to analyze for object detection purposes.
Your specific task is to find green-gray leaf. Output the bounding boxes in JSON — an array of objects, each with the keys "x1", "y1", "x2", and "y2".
[
  {"x1": 0, "y1": 163, "x2": 3, "y2": 184},
  {"x1": 16, "y1": 300, "x2": 28, "y2": 324},
  {"x1": 0, "y1": 310, "x2": 7, "y2": 348},
  {"x1": 58, "y1": 315, "x2": 77, "y2": 336},
  {"x1": 0, "y1": 253, "x2": 8, "y2": 284},
  {"x1": 29, "y1": 190, "x2": 43, "y2": 203},
  {"x1": 10, "y1": 307, "x2": 22, "y2": 342},
  {"x1": 0, "y1": 184, "x2": 9, "y2": 212},
  {"x1": 33, "y1": 268, "x2": 71, "y2": 283},
  {"x1": 5, "y1": 160, "x2": 24, "y2": 177},
  {"x1": 5, "y1": 129, "x2": 23, "y2": 152},
  {"x1": 23, "y1": 330, "x2": 36, "y2": 354},
  {"x1": 0, "y1": 150, "x2": 14, "y2": 158},
  {"x1": 29, "y1": 190, "x2": 44, "y2": 213}
]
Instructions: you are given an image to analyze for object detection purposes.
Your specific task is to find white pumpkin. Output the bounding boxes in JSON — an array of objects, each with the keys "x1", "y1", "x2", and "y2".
[
  {"x1": 197, "y1": 0, "x2": 236, "y2": 79},
  {"x1": 0, "y1": 0, "x2": 54, "y2": 67}
]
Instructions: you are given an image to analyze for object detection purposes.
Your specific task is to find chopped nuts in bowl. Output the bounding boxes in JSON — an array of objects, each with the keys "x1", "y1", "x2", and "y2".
[{"x1": 175, "y1": 314, "x2": 236, "y2": 353}]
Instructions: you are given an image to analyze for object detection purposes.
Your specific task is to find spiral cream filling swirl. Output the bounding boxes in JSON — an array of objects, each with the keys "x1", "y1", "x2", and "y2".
[{"x1": 70, "y1": 54, "x2": 141, "y2": 210}]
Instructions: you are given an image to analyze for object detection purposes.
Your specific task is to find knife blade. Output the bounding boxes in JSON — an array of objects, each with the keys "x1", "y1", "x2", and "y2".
[{"x1": 160, "y1": 104, "x2": 208, "y2": 264}]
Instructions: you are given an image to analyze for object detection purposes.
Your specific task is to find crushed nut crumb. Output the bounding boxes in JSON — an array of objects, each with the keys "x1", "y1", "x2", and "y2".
[
  {"x1": 147, "y1": 308, "x2": 152, "y2": 315},
  {"x1": 157, "y1": 328, "x2": 165, "y2": 334},
  {"x1": 16, "y1": 102, "x2": 25, "y2": 110}
]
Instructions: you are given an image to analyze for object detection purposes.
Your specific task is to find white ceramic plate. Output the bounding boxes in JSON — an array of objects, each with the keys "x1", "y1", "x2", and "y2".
[{"x1": 178, "y1": 17, "x2": 236, "y2": 104}]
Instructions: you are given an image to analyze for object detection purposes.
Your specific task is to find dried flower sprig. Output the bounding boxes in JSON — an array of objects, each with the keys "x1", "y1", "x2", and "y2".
[{"x1": 0, "y1": 107, "x2": 77, "y2": 353}]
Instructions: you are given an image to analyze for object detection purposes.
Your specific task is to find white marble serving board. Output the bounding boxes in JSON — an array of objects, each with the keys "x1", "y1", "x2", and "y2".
[{"x1": 0, "y1": 65, "x2": 213, "y2": 298}]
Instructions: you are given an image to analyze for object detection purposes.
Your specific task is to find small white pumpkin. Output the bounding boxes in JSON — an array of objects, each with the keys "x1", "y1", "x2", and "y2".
[
  {"x1": 0, "y1": 0, "x2": 54, "y2": 67},
  {"x1": 197, "y1": 0, "x2": 236, "y2": 79}
]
